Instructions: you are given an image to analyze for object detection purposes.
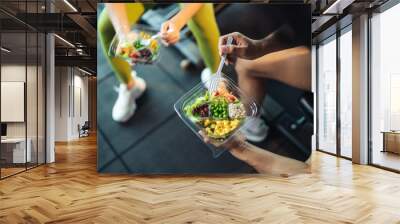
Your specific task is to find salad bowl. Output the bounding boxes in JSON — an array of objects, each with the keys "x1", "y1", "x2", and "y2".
[
  {"x1": 174, "y1": 74, "x2": 259, "y2": 158},
  {"x1": 108, "y1": 25, "x2": 161, "y2": 64}
]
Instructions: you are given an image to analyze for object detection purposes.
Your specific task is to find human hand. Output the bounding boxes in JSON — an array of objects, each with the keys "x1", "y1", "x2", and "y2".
[
  {"x1": 117, "y1": 31, "x2": 139, "y2": 50},
  {"x1": 115, "y1": 32, "x2": 139, "y2": 66},
  {"x1": 199, "y1": 130, "x2": 310, "y2": 176},
  {"x1": 160, "y1": 19, "x2": 182, "y2": 45},
  {"x1": 219, "y1": 32, "x2": 262, "y2": 64},
  {"x1": 199, "y1": 131, "x2": 250, "y2": 162}
]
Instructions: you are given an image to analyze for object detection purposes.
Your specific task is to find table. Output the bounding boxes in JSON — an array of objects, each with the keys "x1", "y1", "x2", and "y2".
[
  {"x1": 381, "y1": 131, "x2": 400, "y2": 154},
  {"x1": 1, "y1": 138, "x2": 31, "y2": 163}
]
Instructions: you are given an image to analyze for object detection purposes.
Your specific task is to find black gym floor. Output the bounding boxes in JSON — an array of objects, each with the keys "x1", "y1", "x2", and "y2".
[{"x1": 97, "y1": 4, "x2": 311, "y2": 174}]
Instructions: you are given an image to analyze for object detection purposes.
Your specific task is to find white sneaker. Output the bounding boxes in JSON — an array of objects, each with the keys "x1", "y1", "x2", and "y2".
[
  {"x1": 201, "y1": 68, "x2": 212, "y2": 89},
  {"x1": 241, "y1": 116, "x2": 269, "y2": 142},
  {"x1": 129, "y1": 71, "x2": 146, "y2": 99},
  {"x1": 112, "y1": 71, "x2": 146, "y2": 122}
]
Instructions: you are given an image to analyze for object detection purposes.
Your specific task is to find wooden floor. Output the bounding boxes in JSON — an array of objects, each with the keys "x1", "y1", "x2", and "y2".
[
  {"x1": 372, "y1": 150, "x2": 400, "y2": 171},
  {"x1": 1, "y1": 163, "x2": 44, "y2": 178},
  {"x1": 1, "y1": 167, "x2": 26, "y2": 178},
  {"x1": 1, "y1": 134, "x2": 400, "y2": 223}
]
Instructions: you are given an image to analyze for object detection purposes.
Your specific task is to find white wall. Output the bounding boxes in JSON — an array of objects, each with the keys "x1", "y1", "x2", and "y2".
[
  {"x1": 54, "y1": 67, "x2": 89, "y2": 141},
  {"x1": 55, "y1": 66, "x2": 69, "y2": 141},
  {"x1": 1, "y1": 65, "x2": 27, "y2": 141},
  {"x1": 1, "y1": 65, "x2": 40, "y2": 137},
  {"x1": 1, "y1": 63, "x2": 46, "y2": 164},
  {"x1": 78, "y1": 73, "x2": 90, "y2": 138},
  {"x1": 1, "y1": 65, "x2": 26, "y2": 137}
]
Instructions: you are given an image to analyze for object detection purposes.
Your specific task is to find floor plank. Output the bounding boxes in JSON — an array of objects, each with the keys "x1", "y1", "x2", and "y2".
[{"x1": 1, "y1": 134, "x2": 400, "y2": 223}]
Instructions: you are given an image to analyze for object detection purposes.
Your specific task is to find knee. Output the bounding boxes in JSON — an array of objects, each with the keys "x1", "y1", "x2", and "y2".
[
  {"x1": 235, "y1": 59, "x2": 253, "y2": 78},
  {"x1": 98, "y1": 10, "x2": 112, "y2": 36}
]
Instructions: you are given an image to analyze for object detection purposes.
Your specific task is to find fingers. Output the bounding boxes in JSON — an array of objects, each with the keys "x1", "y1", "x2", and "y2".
[
  {"x1": 161, "y1": 35, "x2": 179, "y2": 46},
  {"x1": 234, "y1": 132, "x2": 246, "y2": 143},
  {"x1": 160, "y1": 22, "x2": 180, "y2": 45},
  {"x1": 218, "y1": 33, "x2": 235, "y2": 56},
  {"x1": 219, "y1": 32, "x2": 250, "y2": 65},
  {"x1": 166, "y1": 35, "x2": 179, "y2": 44},
  {"x1": 219, "y1": 34, "x2": 237, "y2": 65},
  {"x1": 160, "y1": 22, "x2": 172, "y2": 43},
  {"x1": 224, "y1": 132, "x2": 246, "y2": 149},
  {"x1": 160, "y1": 22, "x2": 169, "y2": 34},
  {"x1": 225, "y1": 54, "x2": 236, "y2": 65},
  {"x1": 222, "y1": 46, "x2": 246, "y2": 65},
  {"x1": 220, "y1": 45, "x2": 235, "y2": 55},
  {"x1": 221, "y1": 45, "x2": 235, "y2": 65},
  {"x1": 198, "y1": 130, "x2": 247, "y2": 154},
  {"x1": 198, "y1": 130, "x2": 210, "y2": 144},
  {"x1": 160, "y1": 23, "x2": 170, "y2": 46}
]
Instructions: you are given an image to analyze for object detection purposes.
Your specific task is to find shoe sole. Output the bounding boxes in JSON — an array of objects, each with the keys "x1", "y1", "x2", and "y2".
[
  {"x1": 246, "y1": 133, "x2": 268, "y2": 143},
  {"x1": 242, "y1": 127, "x2": 269, "y2": 143},
  {"x1": 113, "y1": 104, "x2": 136, "y2": 123}
]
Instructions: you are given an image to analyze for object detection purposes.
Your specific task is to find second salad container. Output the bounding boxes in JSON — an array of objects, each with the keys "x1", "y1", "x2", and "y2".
[{"x1": 108, "y1": 25, "x2": 161, "y2": 65}]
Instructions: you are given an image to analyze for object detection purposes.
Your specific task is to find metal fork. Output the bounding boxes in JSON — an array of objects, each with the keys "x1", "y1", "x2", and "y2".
[
  {"x1": 141, "y1": 33, "x2": 161, "y2": 46},
  {"x1": 209, "y1": 36, "x2": 233, "y2": 92}
]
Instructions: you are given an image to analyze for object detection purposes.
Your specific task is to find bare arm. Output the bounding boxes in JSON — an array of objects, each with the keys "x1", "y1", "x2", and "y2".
[
  {"x1": 105, "y1": 3, "x2": 130, "y2": 40},
  {"x1": 170, "y1": 3, "x2": 203, "y2": 30},
  {"x1": 201, "y1": 131, "x2": 310, "y2": 176},
  {"x1": 219, "y1": 26, "x2": 296, "y2": 63},
  {"x1": 160, "y1": 3, "x2": 204, "y2": 44},
  {"x1": 256, "y1": 25, "x2": 296, "y2": 56},
  {"x1": 228, "y1": 136, "x2": 310, "y2": 176}
]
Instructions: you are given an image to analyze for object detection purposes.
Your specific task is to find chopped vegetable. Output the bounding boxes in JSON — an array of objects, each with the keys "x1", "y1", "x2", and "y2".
[
  {"x1": 210, "y1": 99, "x2": 228, "y2": 119},
  {"x1": 201, "y1": 119, "x2": 241, "y2": 138},
  {"x1": 184, "y1": 88, "x2": 246, "y2": 140},
  {"x1": 192, "y1": 104, "x2": 209, "y2": 117},
  {"x1": 228, "y1": 103, "x2": 246, "y2": 119}
]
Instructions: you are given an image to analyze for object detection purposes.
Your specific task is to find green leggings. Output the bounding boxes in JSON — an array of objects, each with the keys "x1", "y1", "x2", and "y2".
[{"x1": 98, "y1": 3, "x2": 220, "y2": 84}]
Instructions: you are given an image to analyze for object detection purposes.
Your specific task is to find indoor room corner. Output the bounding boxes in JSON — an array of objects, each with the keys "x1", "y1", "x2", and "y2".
[{"x1": 54, "y1": 66, "x2": 97, "y2": 143}]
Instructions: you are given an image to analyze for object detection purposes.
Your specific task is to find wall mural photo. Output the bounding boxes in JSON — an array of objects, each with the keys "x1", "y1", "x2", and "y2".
[{"x1": 97, "y1": 3, "x2": 313, "y2": 174}]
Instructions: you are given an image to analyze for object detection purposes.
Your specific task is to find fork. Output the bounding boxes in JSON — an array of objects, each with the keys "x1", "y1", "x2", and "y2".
[
  {"x1": 141, "y1": 33, "x2": 161, "y2": 46},
  {"x1": 209, "y1": 36, "x2": 234, "y2": 92}
]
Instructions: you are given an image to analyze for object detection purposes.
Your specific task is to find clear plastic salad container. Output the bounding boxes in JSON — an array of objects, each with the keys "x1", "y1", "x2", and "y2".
[
  {"x1": 108, "y1": 25, "x2": 161, "y2": 64},
  {"x1": 174, "y1": 74, "x2": 259, "y2": 158}
]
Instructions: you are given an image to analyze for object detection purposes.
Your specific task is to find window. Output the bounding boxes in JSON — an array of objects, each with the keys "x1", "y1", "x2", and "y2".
[
  {"x1": 317, "y1": 35, "x2": 337, "y2": 154},
  {"x1": 370, "y1": 2, "x2": 400, "y2": 171},
  {"x1": 0, "y1": 1, "x2": 47, "y2": 179},
  {"x1": 339, "y1": 27, "x2": 352, "y2": 158}
]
